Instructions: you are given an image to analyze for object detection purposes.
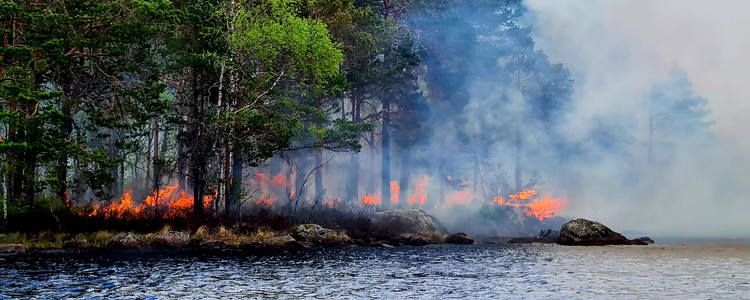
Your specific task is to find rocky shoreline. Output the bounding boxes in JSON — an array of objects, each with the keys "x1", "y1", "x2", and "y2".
[{"x1": 0, "y1": 213, "x2": 654, "y2": 255}]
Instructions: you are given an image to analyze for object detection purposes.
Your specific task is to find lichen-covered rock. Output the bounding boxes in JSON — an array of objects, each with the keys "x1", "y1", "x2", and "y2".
[
  {"x1": 107, "y1": 233, "x2": 146, "y2": 249},
  {"x1": 391, "y1": 233, "x2": 431, "y2": 246},
  {"x1": 445, "y1": 233, "x2": 474, "y2": 244},
  {"x1": 292, "y1": 224, "x2": 352, "y2": 246},
  {"x1": 62, "y1": 241, "x2": 88, "y2": 249},
  {"x1": 151, "y1": 231, "x2": 190, "y2": 248},
  {"x1": 558, "y1": 219, "x2": 645, "y2": 246},
  {"x1": 0, "y1": 244, "x2": 25, "y2": 254},
  {"x1": 371, "y1": 209, "x2": 447, "y2": 236}
]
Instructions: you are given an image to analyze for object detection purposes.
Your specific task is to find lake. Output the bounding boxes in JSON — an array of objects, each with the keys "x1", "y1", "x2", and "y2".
[{"x1": 1, "y1": 244, "x2": 749, "y2": 299}]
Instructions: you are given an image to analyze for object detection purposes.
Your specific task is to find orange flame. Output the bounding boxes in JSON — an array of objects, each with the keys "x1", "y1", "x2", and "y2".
[
  {"x1": 524, "y1": 195, "x2": 566, "y2": 221},
  {"x1": 408, "y1": 175, "x2": 428, "y2": 205},
  {"x1": 361, "y1": 193, "x2": 381, "y2": 205},
  {"x1": 390, "y1": 181, "x2": 400, "y2": 204},
  {"x1": 87, "y1": 184, "x2": 217, "y2": 219},
  {"x1": 508, "y1": 189, "x2": 536, "y2": 200}
]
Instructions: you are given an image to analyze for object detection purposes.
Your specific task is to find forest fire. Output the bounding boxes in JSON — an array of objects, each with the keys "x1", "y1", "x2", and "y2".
[
  {"x1": 492, "y1": 189, "x2": 566, "y2": 220},
  {"x1": 390, "y1": 181, "x2": 400, "y2": 204},
  {"x1": 361, "y1": 193, "x2": 381, "y2": 205},
  {"x1": 524, "y1": 196, "x2": 566, "y2": 221},
  {"x1": 87, "y1": 184, "x2": 215, "y2": 219}
]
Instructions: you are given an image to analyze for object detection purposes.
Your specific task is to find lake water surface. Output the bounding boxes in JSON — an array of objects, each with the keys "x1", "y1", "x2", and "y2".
[{"x1": 1, "y1": 244, "x2": 749, "y2": 299}]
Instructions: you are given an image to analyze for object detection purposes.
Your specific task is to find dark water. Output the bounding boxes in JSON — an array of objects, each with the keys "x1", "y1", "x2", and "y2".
[{"x1": 1, "y1": 244, "x2": 750, "y2": 299}]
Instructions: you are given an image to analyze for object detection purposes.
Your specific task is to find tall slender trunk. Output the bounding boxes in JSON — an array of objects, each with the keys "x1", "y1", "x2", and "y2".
[
  {"x1": 22, "y1": 154, "x2": 36, "y2": 208},
  {"x1": 230, "y1": 151, "x2": 242, "y2": 216},
  {"x1": 57, "y1": 104, "x2": 71, "y2": 206},
  {"x1": 314, "y1": 150, "x2": 324, "y2": 201},
  {"x1": 152, "y1": 119, "x2": 160, "y2": 192},
  {"x1": 346, "y1": 94, "x2": 361, "y2": 202},
  {"x1": 177, "y1": 131, "x2": 186, "y2": 188},
  {"x1": 2, "y1": 173, "x2": 7, "y2": 230},
  {"x1": 145, "y1": 124, "x2": 153, "y2": 192},
  {"x1": 381, "y1": 98, "x2": 391, "y2": 206},
  {"x1": 295, "y1": 152, "x2": 308, "y2": 201},
  {"x1": 109, "y1": 129, "x2": 119, "y2": 197},
  {"x1": 398, "y1": 150, "x2": 410, "y2": 207},
  {"x1": 223, "y1": 141, "x2": 231, "y2": 216}
]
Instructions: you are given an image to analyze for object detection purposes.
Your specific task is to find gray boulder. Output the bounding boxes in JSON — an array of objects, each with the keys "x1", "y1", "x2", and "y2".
[
  {"x1": 371, "y1": 209, "x2": 447, "y2": 236},
  {"x1": 558, "y1": 219, "x2": 646, "y2": 246},
  {"x1": 151, "y1": 231, "x2": 190, "y2": 248},
  {"x1": 107, "y1": 233, "x2": 147, "y2": 249},
  {"x1": 391, "y1": 233, "x2": 431, "y2": 246},
  {"x1": 292, "y1": 224, "x2": 352, "y2": 246}
]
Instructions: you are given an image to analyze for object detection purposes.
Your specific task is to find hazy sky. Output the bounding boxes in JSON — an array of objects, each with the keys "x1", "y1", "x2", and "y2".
[{"x1": 525, "y1": 0, "x2": 750, "y2": 236}]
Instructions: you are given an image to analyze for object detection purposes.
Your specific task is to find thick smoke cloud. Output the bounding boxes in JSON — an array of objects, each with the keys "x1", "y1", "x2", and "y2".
[{"x1": 524, "y1": 0, "x2": 750, "y2": 238}]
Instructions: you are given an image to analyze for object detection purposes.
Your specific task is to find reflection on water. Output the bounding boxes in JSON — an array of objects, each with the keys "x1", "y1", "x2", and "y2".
[{"x1": 1, "y1": 244, "x2": 749, "y2": 299}]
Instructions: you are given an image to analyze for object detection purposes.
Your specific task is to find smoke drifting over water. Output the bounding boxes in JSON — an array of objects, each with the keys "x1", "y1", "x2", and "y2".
[{"x1": 525, "y1": 0, "x2": 750, "y2": 238}]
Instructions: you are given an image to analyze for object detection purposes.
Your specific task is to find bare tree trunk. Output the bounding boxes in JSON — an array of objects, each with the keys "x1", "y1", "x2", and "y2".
[
  {"x1": 381, "y1": 98, "x2": 391, "y2": 206},
  {"x1": 314, "y1": 150, "x2": 324, "y2": 201},
  {"x1": 2, "y1": 173, "x2": 7, "y2": 230},
  {"x1": 109, "y1": 131, "x2": 119, "y2": 197},
  {"x1": 229, "y1": 151, "x2": 242, "y2": 216},
  {"x1": 223, "y1": 141, "x2": 231, "y2": 216},
  {"x1": 145, "y1": 124, "x2": 153, "y2": 192},
  {"x1": 398, "y1": 150, "x2": 410, "y2": 207},
  {"x1": 153, "y1": 119, "x2": 160, "y2": 192},
  {"x1": 346, "y1": 95, "x2": 361, "y2": 202}
]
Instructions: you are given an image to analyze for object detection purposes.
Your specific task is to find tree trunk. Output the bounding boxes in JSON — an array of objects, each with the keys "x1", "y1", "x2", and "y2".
[
  {"x1": 381, "y1": 98, "x2": 391, "y2": 206},
  {"x1": 314, "y1": 149, "x2": 324, "y2": 201},
  {"x1": 230, "y1": 150, "x2": 242, "y2": 216},
  {"x1": 346, "y1": 95, "x2": 361, "y2": 202},
  {"x1": 177, "y1": 129, "x2": 186, "y2": 189},
  {"x1": 398, "y1": 150, "x2": 410, "y2": 206},
  {"x1": 22, "y1": 154, "x2": 36, "y2": 208},
  {"x1": 223, "y1": 141, "x2": 231, "y2": 216},
  {"x1": 152, "y1": 118, "x2": 160, "y2": 192},
  {"x1": 109, "y1": 129, "x2": 119, "y2": 197}
]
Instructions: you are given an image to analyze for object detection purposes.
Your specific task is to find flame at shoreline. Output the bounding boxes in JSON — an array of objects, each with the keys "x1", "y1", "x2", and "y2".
[
  {"x1": 86, "y1": 184, "x2": 216, "y2": 219},
  {"x1": 390, "y1": 181, "x2": 400, "y2": 204}
]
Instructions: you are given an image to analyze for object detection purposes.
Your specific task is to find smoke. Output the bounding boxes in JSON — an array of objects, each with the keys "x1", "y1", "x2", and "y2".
[
  {"x1": 524, "y1": 0, "x2": 750, "y2": 238},
  {"x1": 250, "y1": 0, "x2": 750, "y2": 240}
]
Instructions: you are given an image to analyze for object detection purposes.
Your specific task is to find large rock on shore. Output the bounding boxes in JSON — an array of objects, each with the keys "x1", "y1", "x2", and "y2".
[
  {"x1": 391, "y1": 233, "x2": 431, "y2": 246},
  {"x1": 108, "y1": 233, "x2": 147, "y2": 249},
  {"x1": 445, "y1": 233, "x2": 474, "y2": 244},
  {"x1": 371, "y1": 209, "x2": 447, "y2": 236},
  {"x1": 292, "y1": 224, "x2": 352, "y2": 246},
  {"x1": 0, "y1": 244, "x2": 25, "y2": 254},
  {"x1": 558, "y1": 219, "x2": 647, "y2": 246},
  {"x1": 151, "y1": 231, "x2": 190, "y2": 248}
]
